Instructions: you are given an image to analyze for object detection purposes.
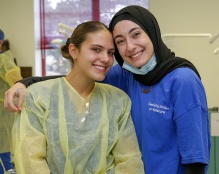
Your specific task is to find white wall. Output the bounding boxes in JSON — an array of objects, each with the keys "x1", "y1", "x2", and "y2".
[
  {"x1": 149, "y1": 0, "x2": 219, "y2": 108},
  {"x1": 0, "y1": 0, "x2": 38, "y2": 75},
  {"x1": 0, "y1": 0, "x2": 218, "y2": 108}
]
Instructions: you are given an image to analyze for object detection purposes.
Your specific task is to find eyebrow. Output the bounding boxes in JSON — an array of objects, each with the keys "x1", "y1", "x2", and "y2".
[
  {"x1": 114, "y1": 27, "x2": 141, "y2": 40},
  {"x1": 91, "y1": 44, "x2": 115, "y2": 51}
]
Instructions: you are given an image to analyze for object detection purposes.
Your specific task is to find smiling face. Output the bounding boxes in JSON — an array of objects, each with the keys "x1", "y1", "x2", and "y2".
[
  {"x1": 113, "y1": 20, "x2": 154, "y2": 68},
  {"x1": 69, "y1": 29, "x2": 115, "y2": 82}
]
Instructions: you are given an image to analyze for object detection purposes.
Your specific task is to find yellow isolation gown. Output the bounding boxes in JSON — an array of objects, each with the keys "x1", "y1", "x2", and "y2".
[
  {"x1": 13, "y1": 77, "x2": 145, "y2": 174},
  {"x1": 0, "y1": 50, "x2": 22, "y2": 153}
]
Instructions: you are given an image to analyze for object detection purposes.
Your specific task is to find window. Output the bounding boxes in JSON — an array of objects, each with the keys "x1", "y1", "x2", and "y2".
[{"x1": 40, "y1": 0, "x2": 148, "y2": 76}]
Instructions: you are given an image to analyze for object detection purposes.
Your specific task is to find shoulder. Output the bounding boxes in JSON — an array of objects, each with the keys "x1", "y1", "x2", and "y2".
[
  {"x1": 169, "y1": 67, "x2": 199, "y2": 80},
  {"x1": 167, "y1": 68, "x2": 205, "y2": 91},
  {"x1": 166, "y1": 68, "x2": 207, "y2": 110},
  {"x1": 103, "y1": 64, "x2": 133, "y2": 90},
  {"x1": 97, "y1": 83, "x2": 131, "y2": 101},
  {"x1": 25, "y1": 78, "x2": 64, "y2": 109},
  {"x1": 165, "y1": 67, "x2": 202, "y2": 88},
  {"x1": 0, "y1": 52, "x2": 18, "y2": 69},
  {"x1": 3, "y1": 50, "x2": 14, "y2": 59},
  {"x1": 106, "y1": 64, "x2": 132, "y2": 78},
  {"x1": 27, "y1": 78, "x2": 62, "y2": 95},
  {"x1": 98, "y1": 82, "x2": 128, "y2": 95},
  {"x1": 0, "y1": 50, "x2": 14, "y2": 60},
  {"x1": 96, "y1": 83, "x2": 132, "y2": 116}
]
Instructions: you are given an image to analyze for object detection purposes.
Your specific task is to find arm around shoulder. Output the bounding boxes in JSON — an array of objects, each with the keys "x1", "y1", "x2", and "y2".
[
  {"x1": 18, "y1": 75, "x2": 64, "y2": 87},
  {"x1": 4, "y1": 82, "x2": 26, "y2": 112}
]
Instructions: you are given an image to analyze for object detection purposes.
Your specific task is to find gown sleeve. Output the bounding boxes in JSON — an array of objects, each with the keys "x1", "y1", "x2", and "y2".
[
  {"x1": 0, "y1": 51, "x2": 23, "y2": 86},
  {"x1": 112, "y1": 97, "x2": 145, "y2": 174},
  {"x1": 13, "y1": 91, "x2": 50, "y2": 174}
]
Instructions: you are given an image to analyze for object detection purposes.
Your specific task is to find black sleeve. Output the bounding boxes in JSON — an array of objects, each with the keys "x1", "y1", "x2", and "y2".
[
  {"x1": 184, "y1": 163, "x2": 206, "y2": 174},
  {"x1": 17, "y1": 75, "x2": 65, "y2": 87}
]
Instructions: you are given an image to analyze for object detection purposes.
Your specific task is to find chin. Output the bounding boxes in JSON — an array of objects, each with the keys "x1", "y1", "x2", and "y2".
[
  {"x1": 128, "y1": 60, "x2": 142, "y2": 68},
  {"x1": 132, "y1": 63, "x2": 144, "y2": 69},
  {"x1": 95, "y1": 76, "x2": 105, "y2": 82}
]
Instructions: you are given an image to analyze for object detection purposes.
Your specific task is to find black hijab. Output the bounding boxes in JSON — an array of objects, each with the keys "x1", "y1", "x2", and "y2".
[{"x1": 109, "y1": 5, "x2": 200, "y2": 86}]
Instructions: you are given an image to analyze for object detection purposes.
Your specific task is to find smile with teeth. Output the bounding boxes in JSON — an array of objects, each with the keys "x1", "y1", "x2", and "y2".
[
  {"x1": 94, "y1": 65, "x2": 106, "y2": 70},
  {"x1": 131, "y1": 51, "x2": 142, "y2": 58}
]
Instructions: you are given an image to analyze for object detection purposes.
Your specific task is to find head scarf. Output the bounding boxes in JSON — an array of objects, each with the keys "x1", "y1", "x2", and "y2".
[{"x1": 109, "y1": 5, "x2": 200, "y2": 86}]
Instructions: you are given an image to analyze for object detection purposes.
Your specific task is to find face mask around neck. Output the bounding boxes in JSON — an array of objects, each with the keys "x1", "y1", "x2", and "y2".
[{"x1": 122, "y1": 54, "x2": 157, "y2": 75}]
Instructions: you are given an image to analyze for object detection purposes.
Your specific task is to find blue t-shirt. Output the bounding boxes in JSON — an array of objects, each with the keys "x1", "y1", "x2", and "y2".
[{"x1": 103, "y1": 65, "x2": 211, "y2": 174}]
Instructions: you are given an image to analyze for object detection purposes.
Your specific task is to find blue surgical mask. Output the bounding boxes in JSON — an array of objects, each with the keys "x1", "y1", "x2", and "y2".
[{"x1": 122, "y1": 54, "x2": 157, "y2": 75}]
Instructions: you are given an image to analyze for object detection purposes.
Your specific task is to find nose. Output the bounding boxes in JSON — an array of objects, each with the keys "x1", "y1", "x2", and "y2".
[
  {"x1": 126, "y1": 39, "x2": 136, "y2": 52},
  {"x1": 100, "y1": 51, "x2": 110, "y2": 63}
]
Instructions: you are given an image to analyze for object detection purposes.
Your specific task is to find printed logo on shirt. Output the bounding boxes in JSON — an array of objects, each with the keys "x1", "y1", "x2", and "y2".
[{"x1": 148, "y1": 102, "x2": 169, "y2": 114}]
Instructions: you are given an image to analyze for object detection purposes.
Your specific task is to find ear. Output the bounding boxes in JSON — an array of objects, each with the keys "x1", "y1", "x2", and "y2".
[{"x1": 69, "y1": 43, "x2": 77, "y2": 60}]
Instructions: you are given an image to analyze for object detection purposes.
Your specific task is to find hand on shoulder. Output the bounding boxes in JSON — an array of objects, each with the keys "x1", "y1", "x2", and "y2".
[{"x1": 4, "y1": 82, "x2": 27, "y2": 112}]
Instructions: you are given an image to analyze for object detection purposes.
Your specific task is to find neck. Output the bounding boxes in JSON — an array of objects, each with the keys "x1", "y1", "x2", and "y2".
[{"x1": 65, "y1": 70, "x2": 95, "y2": 99}]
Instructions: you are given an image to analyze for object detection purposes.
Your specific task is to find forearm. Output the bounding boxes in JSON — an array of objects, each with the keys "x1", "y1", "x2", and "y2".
[
  {"x1": 17, "y1": 75, "x2": 64, "y2": 87},
  {"x1": 184, "y1": 163, "x2": 206, "y2": 174},
  {"x1": 4, "y1": 76, "x2": 63, "y2": 112}
]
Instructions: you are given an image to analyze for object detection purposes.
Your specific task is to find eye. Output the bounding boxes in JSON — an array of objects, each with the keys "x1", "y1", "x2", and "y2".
[
  {"x1": 108, "y1": 51, "x2": 115, "y2": 56},
  {"x1": 132, "y1": 32, "x2": 140, "y2": 38},
  {"x1": 115, "y1": 39, "x2": 125, "y2": 46},
  {"x1": 92, "y1": 48, "x2": 101, "y2": 52}
]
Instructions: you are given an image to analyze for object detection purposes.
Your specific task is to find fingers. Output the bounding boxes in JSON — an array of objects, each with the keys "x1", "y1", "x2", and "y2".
[
  {"x1": 4, "y1": 82, "x2": 27, "y2": 112},
  {"x1": 16, "y1": 88, "x2": 26, "y2": 110},
  {"x1": 4, "y1": 90, "x2": 19, "y2": 112}
]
